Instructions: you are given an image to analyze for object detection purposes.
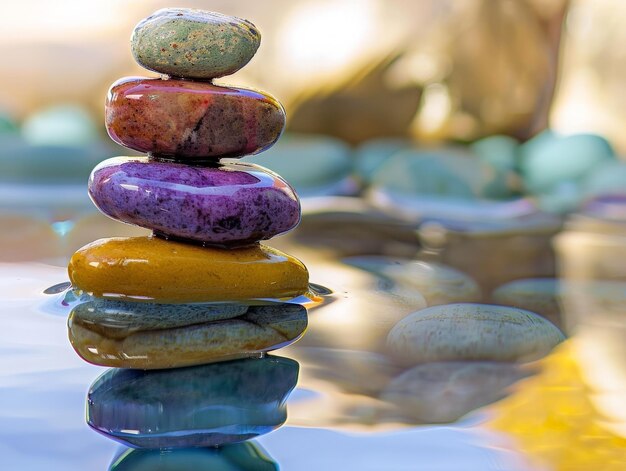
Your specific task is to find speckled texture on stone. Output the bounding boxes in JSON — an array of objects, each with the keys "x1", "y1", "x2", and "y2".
[
  {"x1": 131, "y1": 8, "x2": 261, "y2": 79},
  {"x1": 106, "y1": 77, "x2": 285, "y2": 159},
  {"x1": 89, "y1": 158, "x2": 300, "y2": 245},
  {"x1": 387, "y1": 303, "x2": 565, "y2": 365},
  {"x1": 69, "y1": 302, "x2": 308, "y2": 369},
  {"x1": 87, "y1": 356, "x2": 298, "y2": 447}
]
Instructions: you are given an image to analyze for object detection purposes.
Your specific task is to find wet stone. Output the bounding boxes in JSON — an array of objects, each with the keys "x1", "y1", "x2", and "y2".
[
  {"x1": 69, "y1": 300, "x2": 307, "y2": 369},
  {"x1": 131, "y1": 8, "x2": 261, "y2": 79},
  {"x1": 387, "y1": 303, "x2": 565, "y2": 366},
  {"x1": 87, "y1": 356, "x2": 298, "y2": 447},
  {"x1": 105, "y1": 77, "x2": 285, "y2": 159},
  {"x1": 89, "y1": 158, "x2": 300, "y2": 246},
  {"x1": 67, "y1": 236, "x2": 309, "y2": 303}
]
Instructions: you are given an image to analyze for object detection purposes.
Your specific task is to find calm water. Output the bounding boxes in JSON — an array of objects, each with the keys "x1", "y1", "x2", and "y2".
[
  {"x1": 1, "y1": 208, "x2": 625, "y2": 470},
  {"x1": 0, "y1": 260, "x2": 538, "y2": 471}
]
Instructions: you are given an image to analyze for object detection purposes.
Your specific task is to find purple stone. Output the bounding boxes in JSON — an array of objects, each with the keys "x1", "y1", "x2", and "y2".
[{"x1": 89, "y1": 157, "x2": 301, "y2": 245}]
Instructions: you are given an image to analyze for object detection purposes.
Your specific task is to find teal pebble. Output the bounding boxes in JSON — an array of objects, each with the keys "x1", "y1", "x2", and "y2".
[
  {"x1": 0, "y1": 112, "x2": 19, "y2": 135},
  {"x1": 519, "y1": 132, "x2": 615, "y2": 194},
  {"x1": 0, "y1": 135, "x2": 113, "y2": 184},
  {"x1": 470, "y1": 134, "x2": 520, "y2": 199},
  {"x1": 131, "y1": 8, "x2": 261, "y2": 79},
  {"x1": 582, "y1": 161, "x2": 626, "y2": 198},
  {"x1": 354, "y1": 138, "x2": 411, "y2": 183},
  {"x1": 370, "y1": 149, "x2": 504, "y2": 200},
  {"x1": 21, "y1": 104, "x2": 99, "y2": 147},
  {"x1": 470, "y1": 135, "x2": 519, "y2": 173},
  {"x1": 242, "y1": 133, "x2": 354, "y2": 196}
]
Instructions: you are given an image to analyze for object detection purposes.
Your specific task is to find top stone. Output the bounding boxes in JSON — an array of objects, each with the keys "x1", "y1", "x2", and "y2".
[{"x1": 131, "y1": 8, "x2": 261, "y2": 79}]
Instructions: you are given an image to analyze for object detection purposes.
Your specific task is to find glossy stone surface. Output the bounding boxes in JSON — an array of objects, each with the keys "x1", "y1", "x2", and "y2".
[
  {"x1": 106, "y1": 77, "x2": 285, "y2": 159},
  {"x1": 110, "y1": 443, "x2": 278, "y2": 470},
  {"x1": 69, "y1": 301, "x2": 307, "y2": 369},
  {"x1": 87, "y1": 356, "x2": 298, "y2": 448},
  {"x1": 131, "y1": 8, "x2": 261, "y2": 79},
  {"x1": 89, "y1": 158, "x2": 300, "y2": 245},
  {"x1": 382, "y1": 361, "x2": 531, "y2": 423},
  {"x1": 387, "y1": 303, "x2": 565, "y2": 366},
  {"x1": 68, "y1": 236, "x2": 309, "y2": 302}
]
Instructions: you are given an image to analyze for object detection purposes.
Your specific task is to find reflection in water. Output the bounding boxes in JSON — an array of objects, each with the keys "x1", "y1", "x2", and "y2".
[
  {"x1": 87, "y1": 356, "x2": 299, "y2": 448},
  {"x1": 68, "y1": 300, "x2": 307, "y2": 369},
  {"x1": 490, "y1": 341, "x2": 626, "y2": 470},
  {"x1": 109, "y1": 441, "x2": 277, "y2": 470},
  {"x1": 343, "y1": 255, "x2": 481, "y2": 306},
  {"x1": 382, "y1": 361, "x2": 533, "y2": 424}
]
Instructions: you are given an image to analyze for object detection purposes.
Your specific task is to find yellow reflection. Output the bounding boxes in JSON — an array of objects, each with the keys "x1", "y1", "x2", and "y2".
[{"x1": 489, "y1": 340, "x2": 626, "y2": 470}]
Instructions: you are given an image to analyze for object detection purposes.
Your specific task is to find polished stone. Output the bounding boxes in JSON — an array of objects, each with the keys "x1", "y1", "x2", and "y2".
[
  {"x1": 131, "y1": 8, "x2": 261, "y2": 79},
  {"x1": 106, "y1": 77, "x2": 285, "y2": 159},
  {"x1": 67, "y1": 236, "x2": 309, "y2": 302},
  {"x1": 109, "y1": 443, "x2": 278, "y2": 470},
  {"x1": 69, "y1": 301, "x2": 307, "y2": 369},
  {"x1": 87, "y1": 356, "x2": 298, "y2": 448},
  {"x1": 89, "y1": 158, "x2": 300, "y2": 245},
  {"x1": 387, "y1": 303, "x2": 565, "y2": 366}
]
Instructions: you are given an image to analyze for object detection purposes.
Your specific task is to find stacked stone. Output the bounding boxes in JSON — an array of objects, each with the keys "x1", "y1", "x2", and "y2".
[{"x1": 66, "y1": 9, "x2": 310, "y2": 370}]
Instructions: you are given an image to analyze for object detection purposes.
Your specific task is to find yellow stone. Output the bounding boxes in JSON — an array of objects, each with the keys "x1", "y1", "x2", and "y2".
[{"x1": 68, "y1": 236, "x2": 309, "y2": 302}]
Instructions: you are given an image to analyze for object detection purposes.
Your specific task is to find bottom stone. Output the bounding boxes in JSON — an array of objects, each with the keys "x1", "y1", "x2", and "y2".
[
  {"x1": 69, "y1": 300, "x2": 307, "y2": 369},
  {"x1": 87, "y1": 356, "x2": 298, "y2": 448},
  {"x1": 67, "y1": 236, "x2": 309, "y2": 302}
]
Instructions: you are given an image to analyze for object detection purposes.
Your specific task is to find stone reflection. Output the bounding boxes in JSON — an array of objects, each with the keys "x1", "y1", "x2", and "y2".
[
  {"x1": 283, "y1": 256, "x2": 566, "y2": 426},
  {"x1": 87, "y1": 355, "x2": 299, "y2": 448},
  {"x1": 382, "y1": 362, "x2": 533, "y2": 424},
  {"x1": 68, "y1": 300, "x2": 307, "y2": 369},
  {"x1": 109, "y1": 441, "x2": 277, "y2": 470}
]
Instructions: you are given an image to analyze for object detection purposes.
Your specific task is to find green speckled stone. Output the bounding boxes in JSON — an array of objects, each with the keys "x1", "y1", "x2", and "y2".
[{"x1": 131, "y1": 8, "x2": 261, "y2": 79}]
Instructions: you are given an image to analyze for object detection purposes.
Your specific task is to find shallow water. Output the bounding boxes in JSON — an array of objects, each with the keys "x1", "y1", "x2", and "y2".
[
  {"x1": 0, "y1": 260, "x2": 541, "y2": 470},
  {"x1": 1, "y1": 207, "x2": 626, "y2": 470}
]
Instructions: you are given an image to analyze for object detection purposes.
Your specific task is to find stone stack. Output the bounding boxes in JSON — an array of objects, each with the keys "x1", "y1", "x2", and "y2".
[
  {"x1": 65, "y1": 8, "x2": 307, "y2": 453},
  {"x1": 67, "y1": 8, "x2": 310, "y2": 369}
]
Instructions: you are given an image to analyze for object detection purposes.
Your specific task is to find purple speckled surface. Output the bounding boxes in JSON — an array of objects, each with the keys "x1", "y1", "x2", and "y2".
[{"x1": 89, "y1": 157, "x2": 301, "y2": 245}]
